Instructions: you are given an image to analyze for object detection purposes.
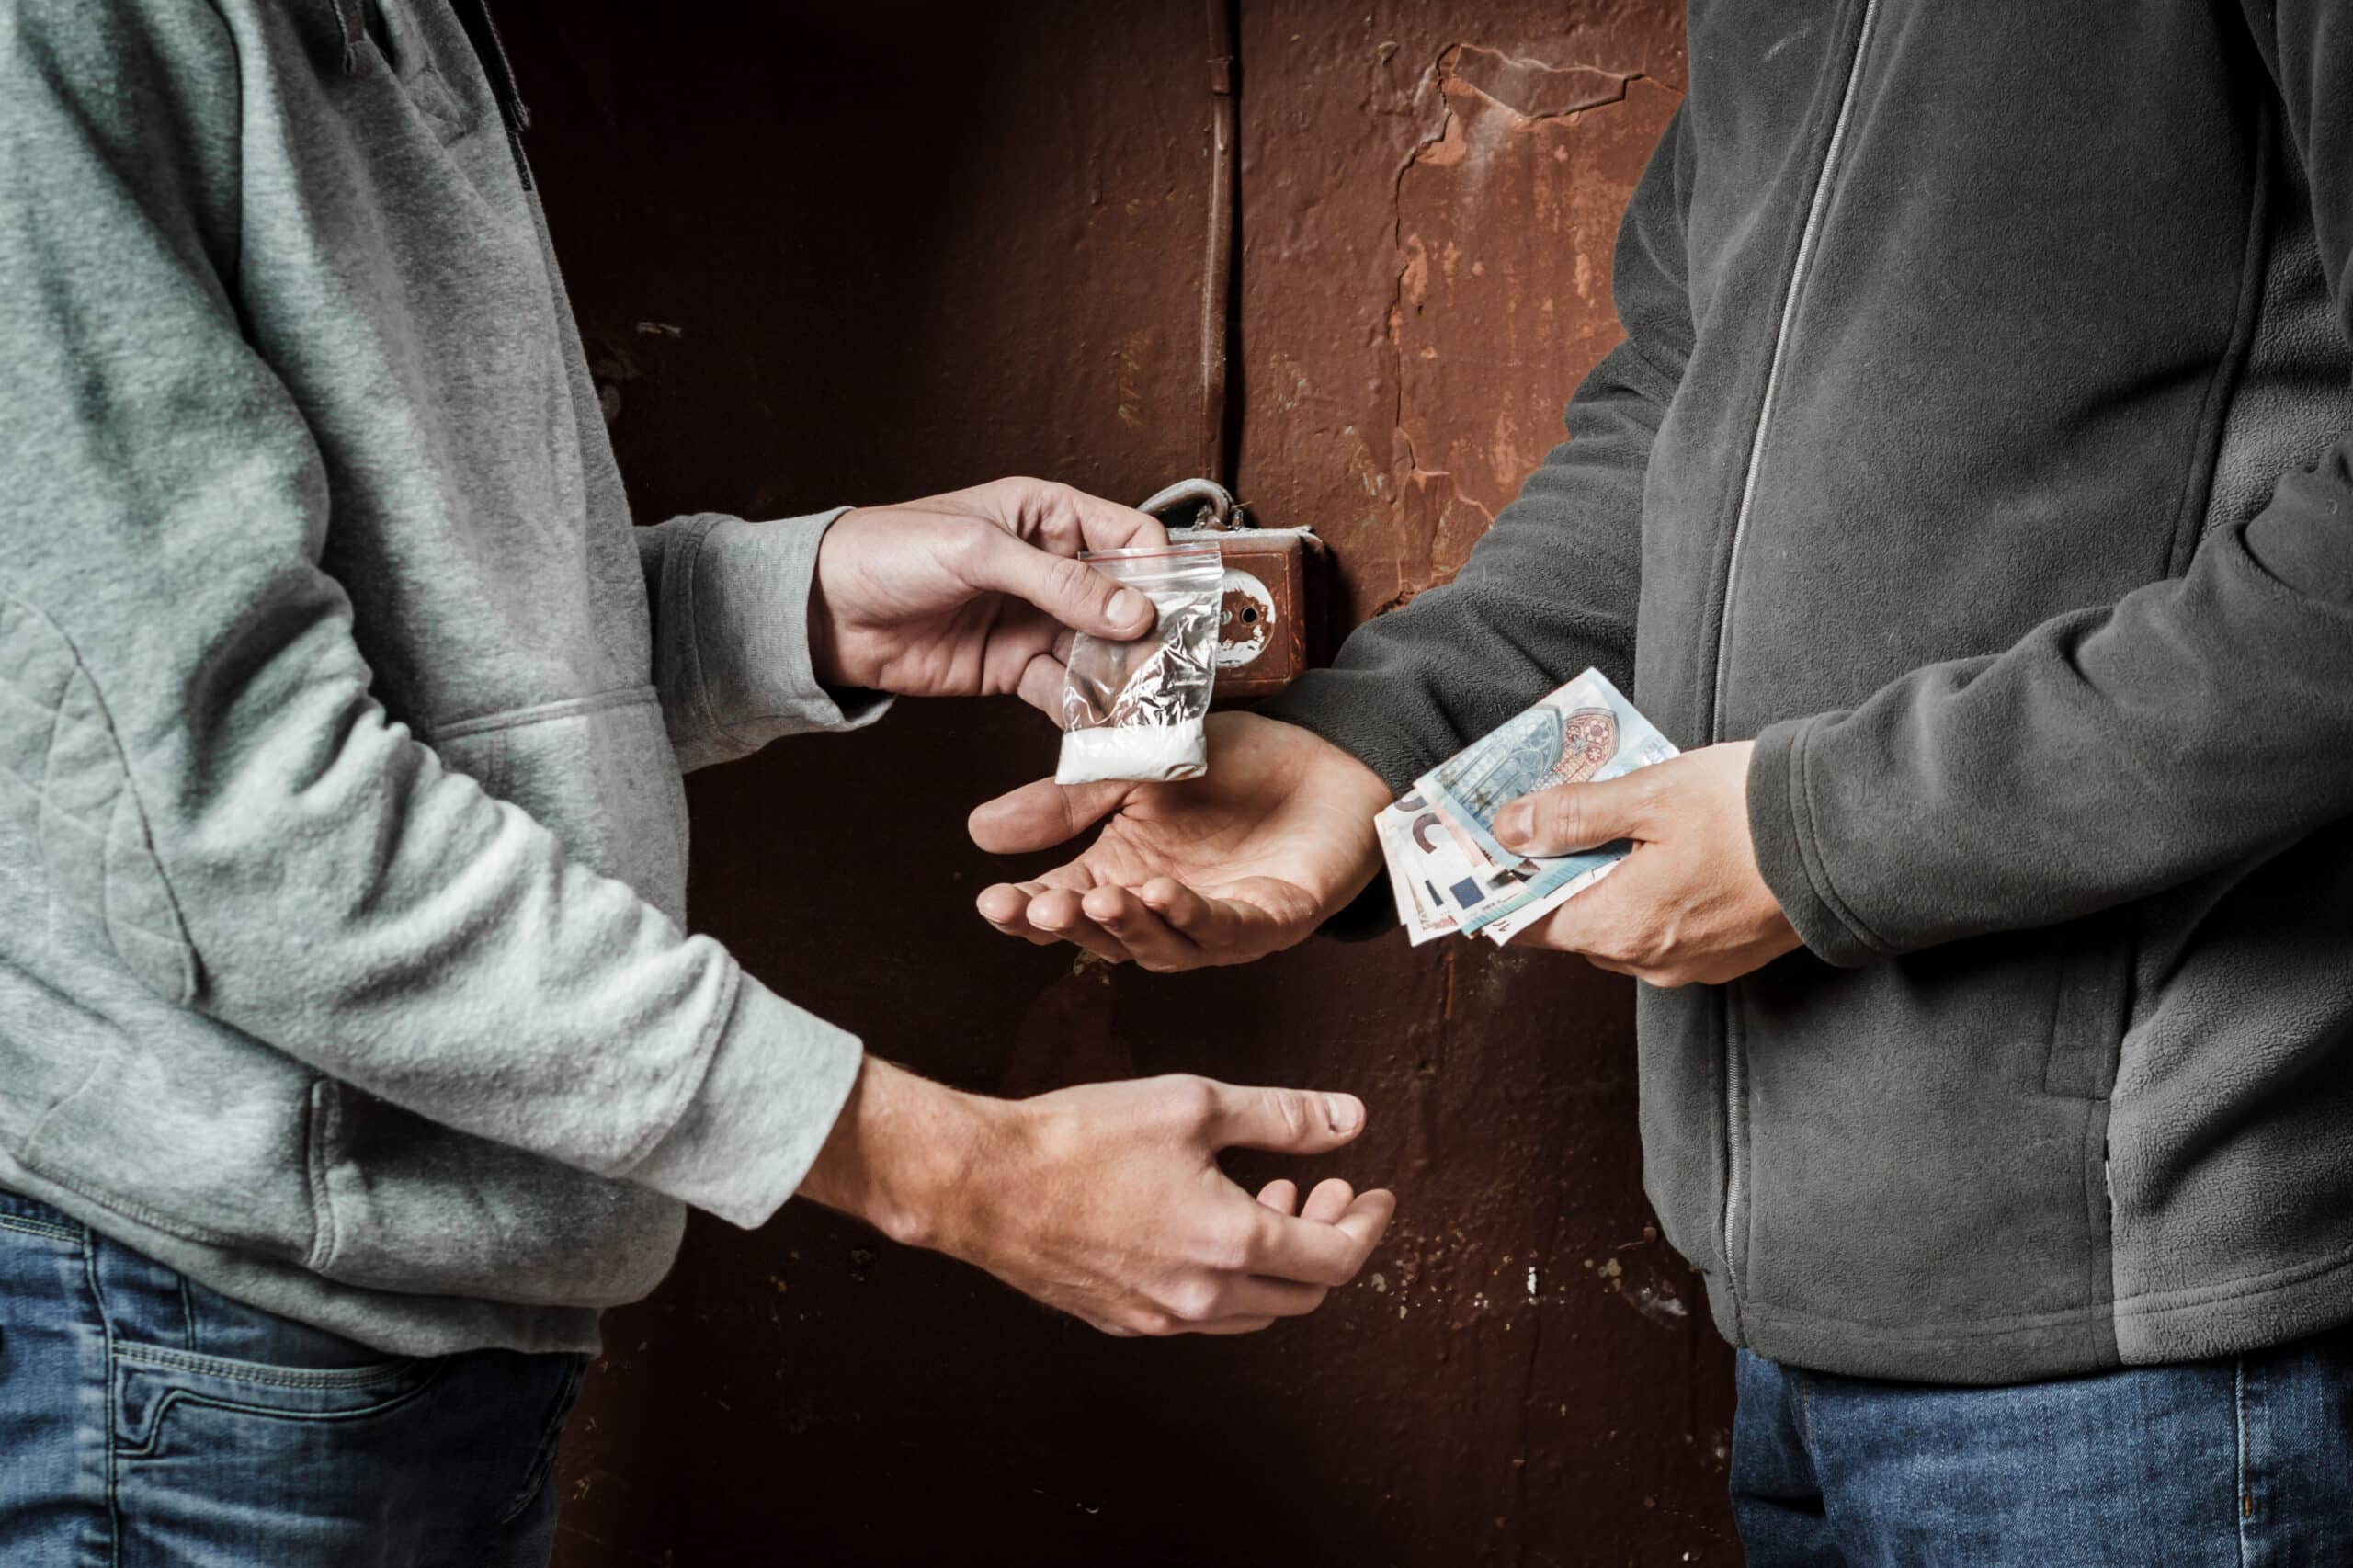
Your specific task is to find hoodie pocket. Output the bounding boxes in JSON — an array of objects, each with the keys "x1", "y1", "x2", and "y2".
[
  {"x1": 304, "y1": 1078, "x2": 686, "y2": 1309},
  {"x1": 429, "y1": 687, "x2": 690, "y2": 922}
]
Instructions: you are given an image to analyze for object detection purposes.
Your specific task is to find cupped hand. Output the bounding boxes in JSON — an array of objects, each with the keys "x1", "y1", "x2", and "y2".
[
  {"x1": 946, "y1": 1074, "x2": 1397, "y2": 1336},
  {"x1": 810, "y1": 476, "x2": 1165, "y2": 707},
  {"x1": 970, "y1": 712, "x2": 1394, "y2": 971}
]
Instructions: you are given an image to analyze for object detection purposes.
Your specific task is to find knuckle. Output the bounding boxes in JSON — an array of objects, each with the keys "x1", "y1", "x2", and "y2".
[
  {"x1": 1130, "y1": 1310, "x2": 1179, "y2": 1338},
  {"x1": 1199, "y1": 1212, "x2": 1259, "y2": 1274},
  {"x1": 1043, "y1": 552, "x2": 1096, "y2": 603},
  {"x1": 1165, "y1": 1277, "x2": 1222, "y2": 1324},
  {"x1": 1261, "y1": 1086, "x2": 1310, "y2": 1143},
  {"x1": 1160, "y1": 1074, "x2": 1222, "y2": 1132}
]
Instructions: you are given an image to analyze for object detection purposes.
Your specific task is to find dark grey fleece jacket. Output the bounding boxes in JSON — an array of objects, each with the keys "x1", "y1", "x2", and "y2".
[{"x1": 1267, "y1": 1, "x2": 2353, "y2": 1383}]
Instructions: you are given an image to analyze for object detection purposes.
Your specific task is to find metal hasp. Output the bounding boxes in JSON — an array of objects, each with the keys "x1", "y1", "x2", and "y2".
[{"x1": 1140, "y1": 479, "x2": 1324, "y2": 701}]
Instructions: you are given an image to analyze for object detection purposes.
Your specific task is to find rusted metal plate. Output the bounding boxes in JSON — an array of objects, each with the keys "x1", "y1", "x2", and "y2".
[
  {"x1": 1179, "y1": 528, "x2": 1323, "y2": 699},
  {"x1": 508, "y1": 1, "x2": 1737, "y2": 1563}
]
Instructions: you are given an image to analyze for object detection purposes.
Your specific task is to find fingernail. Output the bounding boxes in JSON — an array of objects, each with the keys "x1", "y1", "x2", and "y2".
[
  {"x1": 1494, "y1": 804, "x2": 1530, "y2": 850},
  {"x1": 1107, "y1": 588, "x2": 1147, "y2": 629},
  {"x1": 1324, "y1": 1094, "x2": 1363, "y2": 1134}
]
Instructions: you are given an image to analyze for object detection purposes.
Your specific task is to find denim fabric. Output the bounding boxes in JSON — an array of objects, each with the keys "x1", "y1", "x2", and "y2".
[
  {"x1": 0, "y1": 1189, "x2": 588, "y2": 1567},
  {"x1": 1731, "y1": 1327, "x2": 2353, "y2": 1566}
]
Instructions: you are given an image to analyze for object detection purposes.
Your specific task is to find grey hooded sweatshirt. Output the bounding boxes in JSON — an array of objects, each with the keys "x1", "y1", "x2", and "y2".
[
  {"x1": 1269, "y1": 2, "x2": 2353, "y2": 1383},
  {"x1": 0, "y1": 0, "x2": 880, "y2": 1354}
]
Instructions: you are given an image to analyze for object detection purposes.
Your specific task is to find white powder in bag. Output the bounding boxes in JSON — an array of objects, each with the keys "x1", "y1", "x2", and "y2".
[{"x1": 1055, "y1": 718, "x2": 1208, "y2": 786}]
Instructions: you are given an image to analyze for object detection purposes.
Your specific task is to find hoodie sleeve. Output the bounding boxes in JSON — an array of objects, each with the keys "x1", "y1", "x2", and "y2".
[
  {"x1": 1256, "y1": 106, "x2": 1696, "y2": 791},
  {"x1": 1745, "y1": 6, "x2": 2353, "y2": 967},
  {"x1": 636, "y1": 511, "x2": 892, "y2": 774},
  {"x1": 0, "y1": 0, "x2": 856, "y2": 1230}
]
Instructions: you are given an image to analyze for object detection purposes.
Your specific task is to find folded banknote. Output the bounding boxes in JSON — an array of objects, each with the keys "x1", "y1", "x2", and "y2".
[{"x1": 1376, "y1": 668, "x2": 1678, "y2": 946}]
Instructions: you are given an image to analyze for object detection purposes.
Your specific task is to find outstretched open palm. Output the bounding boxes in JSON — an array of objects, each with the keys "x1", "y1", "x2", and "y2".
[{"x1": 971, "y1": 712, "x2": 1392, "y2": 971}]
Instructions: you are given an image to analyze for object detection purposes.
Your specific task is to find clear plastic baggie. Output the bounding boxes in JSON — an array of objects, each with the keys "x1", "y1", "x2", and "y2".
[{"x1": 1054, "y1": 539, "x2": 1223, "y2": 785}]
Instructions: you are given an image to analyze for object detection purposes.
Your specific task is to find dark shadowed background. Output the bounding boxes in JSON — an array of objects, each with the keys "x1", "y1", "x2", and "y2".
[{"x1": 496, "y1": 2, "x2": 1734, "y2": 1562}]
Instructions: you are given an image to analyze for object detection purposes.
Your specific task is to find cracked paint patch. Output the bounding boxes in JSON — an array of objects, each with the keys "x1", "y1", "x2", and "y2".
[
  {"x1": 1386, "y1": 60, "x2": 1679, "y2": 594},
  {"x1": 1450, "y1": 43, "x2": 1639, "y2": 120}
]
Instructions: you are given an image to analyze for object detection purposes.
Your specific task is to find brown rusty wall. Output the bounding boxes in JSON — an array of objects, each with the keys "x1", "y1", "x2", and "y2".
[{"x1": 502, "y1": 2, "x2": 1735, "y2": 1563}]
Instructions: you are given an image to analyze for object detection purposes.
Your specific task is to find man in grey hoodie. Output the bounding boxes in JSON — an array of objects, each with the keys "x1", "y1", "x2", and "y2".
[
  {"x1": 0, "y1": 1, "x2": 1392, "y2": 1563},
  {"x1": 981, "y1": 2, "x2": 2353, "y2": 1562}
]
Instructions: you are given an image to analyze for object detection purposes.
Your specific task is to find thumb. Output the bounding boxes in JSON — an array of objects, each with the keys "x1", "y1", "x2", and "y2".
[
  {"x1": 968, "y1": 774, "x2": 1131, "y2": 854},
  {"x1": 1493, "y1": 770, "x2": 1656, "y2": 857},
  {"x1": 1206, "y1": 1083, "x2": 1368, "y2": 1155},
  {"x1": 966, "y1": 528, "x2": 1158, "y2": 642}
]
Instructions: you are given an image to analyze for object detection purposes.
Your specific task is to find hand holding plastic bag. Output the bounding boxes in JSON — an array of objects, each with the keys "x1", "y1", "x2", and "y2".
[{"x1": 1055, "y1": 540, "x2": 1222, "y2": 785}]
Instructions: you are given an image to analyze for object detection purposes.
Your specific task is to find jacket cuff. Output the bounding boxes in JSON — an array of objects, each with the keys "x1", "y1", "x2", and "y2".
[
  {"x1": 627, "y1": 971, "x2": 865, "y2": 1229},
  {"x1": 1256, "y1": 669, "x2": 1446, "y2": 796},
  {"x1": 1747, "y1": 714, "x2": 1886, "y2": 969},
  {"x1": 1251, "y1": 671, "x2": 1437, "y2": 940},
  {"x1": 663, "y1": 509, "x2": 892, "y2": 769}
]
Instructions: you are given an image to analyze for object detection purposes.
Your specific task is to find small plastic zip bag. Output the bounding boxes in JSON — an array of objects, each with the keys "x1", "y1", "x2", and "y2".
[{"x1": 1055, "y1": 540, "x2": 1223, "y2": 785}]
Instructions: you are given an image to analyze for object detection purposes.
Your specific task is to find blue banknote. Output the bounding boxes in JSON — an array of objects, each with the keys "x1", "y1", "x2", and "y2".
[{"x1": 1409, "y1": 669, "x2": 1678, "y2": 938}]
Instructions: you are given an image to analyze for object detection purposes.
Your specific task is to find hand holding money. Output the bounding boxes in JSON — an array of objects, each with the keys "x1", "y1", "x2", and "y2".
[
  {"x1": 1375, "y1": 669, "x2": 1678, "y2": 947},
  {"x1": 1375, "y1": 670, "x2": 1801, "y2": 985}
]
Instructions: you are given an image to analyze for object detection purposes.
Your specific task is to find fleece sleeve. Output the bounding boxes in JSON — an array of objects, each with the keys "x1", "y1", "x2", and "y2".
[
  {"x1": 0, "y1": 0, "x2": 855, "y2": 1229},
  {"x1": 636, "y1": 511, "x2": 892, "y2": 773},
  {"x1": 1258, "y1": 106, "x2": 1696, "y2": 790},
  {"x1": 1745, "y1": 6, "x2": 2353, "y2": 967}
]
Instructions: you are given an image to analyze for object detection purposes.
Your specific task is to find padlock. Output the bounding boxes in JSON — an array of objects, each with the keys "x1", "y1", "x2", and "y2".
[{"x1": 1138, "y1": 480, "x2": 1325, "y2": 701}]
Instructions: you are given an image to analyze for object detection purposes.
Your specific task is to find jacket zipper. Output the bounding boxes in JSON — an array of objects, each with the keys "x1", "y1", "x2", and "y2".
[{"x1": 1709, "y1": 0, "x2": 1883, "y2": 1334}]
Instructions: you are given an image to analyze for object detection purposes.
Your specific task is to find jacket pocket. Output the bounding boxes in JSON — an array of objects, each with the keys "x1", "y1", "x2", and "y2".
[
  {"x1": 2043, "y1": 910, "x2": 2136, "y2": 1099},
  {"x1": 1736, "y1": 937, "x2": 2114, "y2": 1337}
]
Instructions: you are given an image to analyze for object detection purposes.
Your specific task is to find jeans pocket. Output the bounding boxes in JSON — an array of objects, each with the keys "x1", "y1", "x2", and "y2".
[
  {"x1": 110, "y1": 1344, "x2": 442, "y2": 1456},
  {"x1": 99, "y1": 1259, "x2": 441, "y2": 1455}
]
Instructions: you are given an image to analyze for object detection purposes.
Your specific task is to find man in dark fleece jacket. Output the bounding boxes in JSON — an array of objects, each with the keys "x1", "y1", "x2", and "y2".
[{"x1": 980, "y1": 4, "x2": 2353, "y2": 1561}]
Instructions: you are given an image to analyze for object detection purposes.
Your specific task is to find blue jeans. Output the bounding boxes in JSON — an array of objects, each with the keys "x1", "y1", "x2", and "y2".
[
  {"x1": 1732, "y1": 1329, "x2": 2353, "y2": 1565},
  {"x1": 0, "y1": 1188, "x2": 587, "y2": 1567}
]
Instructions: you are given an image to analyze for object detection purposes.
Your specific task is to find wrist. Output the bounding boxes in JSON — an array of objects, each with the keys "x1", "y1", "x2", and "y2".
[
  {"x1": 797, "y1": 1057, "x2": 1000, "y2": 1251},
  {"x1": 804, "y1": 509, "x2": 857, "y2": 688}
]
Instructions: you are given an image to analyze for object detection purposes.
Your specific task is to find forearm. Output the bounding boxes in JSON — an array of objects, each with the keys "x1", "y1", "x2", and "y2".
[
  {"x1": 639, "y1": 509, "x2": 891, "y2": 772},
  {"x1": 1750, "y1": 452, "x2": 2353, "y2": 964}
]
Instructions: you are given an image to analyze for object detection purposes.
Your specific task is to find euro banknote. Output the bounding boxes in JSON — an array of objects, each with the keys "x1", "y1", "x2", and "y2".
[{"x1": 1376, "y1": 669, "x2": 1678, "y2": 946}]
